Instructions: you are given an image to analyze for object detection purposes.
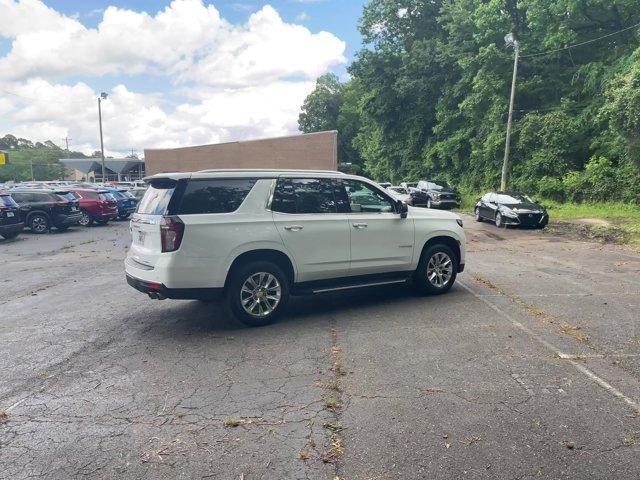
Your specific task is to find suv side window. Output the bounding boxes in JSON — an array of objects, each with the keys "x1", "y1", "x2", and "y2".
[
  {"x1": 272, "y1": 178, "x2": 337, "y2": 214},
  {"x1": 178, "y1": 179, "x2": 257, "y2": 214},
  {"x1": 341, "y1": 180, "x2": 395, "y2": 213}
]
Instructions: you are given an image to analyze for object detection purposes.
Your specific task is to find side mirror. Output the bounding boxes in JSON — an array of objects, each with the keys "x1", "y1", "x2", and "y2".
[{"x1": 398, "y1": 200, "x2": 408, "y2": 218}]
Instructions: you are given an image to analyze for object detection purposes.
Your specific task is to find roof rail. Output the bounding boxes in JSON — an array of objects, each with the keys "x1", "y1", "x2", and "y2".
[{"x1": 195, "y1": 168, "x2": 345, "y2": 175}]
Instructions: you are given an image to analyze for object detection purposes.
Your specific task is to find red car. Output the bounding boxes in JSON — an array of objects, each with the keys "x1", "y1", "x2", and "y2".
[{"x1": 70, "y1": 188, "x2": 119, "y2": 226}]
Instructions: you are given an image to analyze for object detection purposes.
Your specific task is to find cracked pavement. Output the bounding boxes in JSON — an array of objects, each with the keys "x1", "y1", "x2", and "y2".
[{"x1": 1, "y1": 217, "x2": 639, "y2": 479}]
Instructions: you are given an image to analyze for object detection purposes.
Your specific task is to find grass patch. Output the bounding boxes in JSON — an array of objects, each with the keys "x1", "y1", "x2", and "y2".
[
  {"x1": 542, "y1": 201, "x2": 640, "y2": 220},
  {"x1": 223, "y1": 417, "x2": 245, "y2": 427},
  {"x1": 323, "y1": 397, "x2": 341, "y2": 411}
]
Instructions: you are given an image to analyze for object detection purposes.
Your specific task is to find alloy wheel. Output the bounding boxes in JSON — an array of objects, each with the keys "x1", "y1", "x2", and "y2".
[
  {"x1": 495, "y1": 213, "x2": 503, "y2": 228},
  {"x1": 79, "y1": 212, "x2": 90, "y2": 226},
  {"x1": 426, "y1": 252, "x2": 453, "y2": 288},
  {"x1": 31, "y1": 216, "x2": 48, "y2": 233},
  {"x1": 240, "y1": 272, "x2": 282, "y2": 318}
]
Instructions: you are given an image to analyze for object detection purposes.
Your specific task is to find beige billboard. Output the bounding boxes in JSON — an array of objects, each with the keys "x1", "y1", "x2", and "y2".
[{"x1": 144, "y1": 130, "x2": 338, "y2": 175}]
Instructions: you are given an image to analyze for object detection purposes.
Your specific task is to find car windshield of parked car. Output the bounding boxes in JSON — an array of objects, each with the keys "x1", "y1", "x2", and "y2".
[
  {"x1": 496, "y1": 193, "x2": 534, "y2": 205},
  {"x1": 137, "y1": 185, "x2": 175, "y2": 215},
  {"x1": 388, "y1": 187, "x2": 405, "y2": 194},
  {"x1": 428, "y1": 180, "x2": 450, "y2": 190}
]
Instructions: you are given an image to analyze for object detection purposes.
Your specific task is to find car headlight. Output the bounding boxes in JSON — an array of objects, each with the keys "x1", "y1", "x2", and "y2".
[
  {"x1": 500, "y1": 207, "x2": 518, "y2": 218},
  {"x1": 432, "y1": 192, "x2": 440, "y2": 199}
]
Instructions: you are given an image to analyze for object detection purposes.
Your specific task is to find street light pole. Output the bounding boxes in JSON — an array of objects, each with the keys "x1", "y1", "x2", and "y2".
[
  {"x1": 501, "y1": 34, "x2": 519, "y2": 191},
  {"x1": 98, "y1": 92, "x2": 108, "y2": 182}
]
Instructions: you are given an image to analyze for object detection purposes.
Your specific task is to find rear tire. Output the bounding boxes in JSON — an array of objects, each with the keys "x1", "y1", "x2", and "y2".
[
  {"x1": 226, "y1": 261, "x2": 290, "y2": 327},
  {"x1": 78, "y1": 211, "x2": 93, "y2": 226},
  {"x1": 413, "y1": 244, "x2": 457, "y2": 295},
  {"x1": 28, "y1": 213, "x2": 50, "y2": 234}
]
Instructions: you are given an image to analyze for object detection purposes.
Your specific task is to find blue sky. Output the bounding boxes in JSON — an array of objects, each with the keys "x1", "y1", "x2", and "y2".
[
  {"x1": 0, "y1": 0, "x2": 367, "y2": 154},
  {"x1": 46, "y1": 0, "x2": 366, "y2": 67}
]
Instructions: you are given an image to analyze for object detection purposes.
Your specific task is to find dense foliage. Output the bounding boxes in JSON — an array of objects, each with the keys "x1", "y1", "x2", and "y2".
[
  {"x1": 298, "y1": 0, "x2": 640, "y2": 203},
  {"x1": 0, "y1": 134, "x2": 89, "y2": 182}
]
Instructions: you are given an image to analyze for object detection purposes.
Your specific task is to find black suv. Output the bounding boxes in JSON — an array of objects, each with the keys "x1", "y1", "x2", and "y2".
[
  {"x1": 10, "y1": 189, "x2": 83, "y2": 233},
  {"x1": 0, "y1": 192, "x2": 23, "y2": 240},
  {"x1": 416, "y1": 180, "x2": 461, "y2": 210}
]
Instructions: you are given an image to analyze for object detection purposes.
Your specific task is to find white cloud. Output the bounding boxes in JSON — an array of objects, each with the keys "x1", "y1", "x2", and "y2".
[
  {"x1": 0, "y1": 0, "x2": 347, "y2": 155},
  {"x1": 0, "y1": 1, "x2": 345, "y2": 87}
]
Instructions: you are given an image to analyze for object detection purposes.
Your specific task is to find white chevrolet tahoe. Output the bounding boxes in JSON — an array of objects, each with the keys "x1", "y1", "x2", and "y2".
[{"x1": 125, "y1": 170, "x2": 466, "y2": 326}]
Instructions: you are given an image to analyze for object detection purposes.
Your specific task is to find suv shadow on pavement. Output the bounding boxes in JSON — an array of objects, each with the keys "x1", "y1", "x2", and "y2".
[{"x1": 139, "y1": 283, "x2": 453, "y2": 337}]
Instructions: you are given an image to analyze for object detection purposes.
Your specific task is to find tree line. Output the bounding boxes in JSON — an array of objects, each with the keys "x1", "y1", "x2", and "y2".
[{"x1": 298, "y1": 0, "x2": 640, "y2": 203}]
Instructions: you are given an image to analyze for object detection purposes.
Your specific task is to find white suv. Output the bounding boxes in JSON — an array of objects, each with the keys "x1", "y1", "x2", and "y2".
[{"x1": 125, "y1": 170, "x2": 466, "y2": 326}]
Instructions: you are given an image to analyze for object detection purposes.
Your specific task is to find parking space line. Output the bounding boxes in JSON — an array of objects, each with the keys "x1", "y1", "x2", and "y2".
[{"x1": 458, "y1": 280, "x2": 640, "y2": 414}]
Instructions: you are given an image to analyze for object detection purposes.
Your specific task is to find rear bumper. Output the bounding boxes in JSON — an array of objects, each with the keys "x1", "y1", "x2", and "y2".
[
  {"x1": 0, "y1": 222, "x2": 24, "y2": 235},
  {"x1": 126, "y1": 273, "x2": 222, "y2": 300},
  {"x1": 54, "y1": 212, "x2": 83, "y2": 226}
]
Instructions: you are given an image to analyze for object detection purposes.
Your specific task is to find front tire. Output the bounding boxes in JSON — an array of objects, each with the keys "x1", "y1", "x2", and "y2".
[
  {"x1": 495, "y1": 213, "x2": 504, "y2": 228},
  {"x1": 475, "y1": 208, "x2": 483, "y2": 222},
  {"x1": 29, "y1": 213, "x2": 50, "y2": 234},
  {"x1": 426, "y1": 198, "x2": 432, "y2": 209},
  {"x1": 227, "y1": 261, "x2": 290, "y2": 327},
  {"x1": 414, "y1": 244, "x2": 457, "y2": 295}
]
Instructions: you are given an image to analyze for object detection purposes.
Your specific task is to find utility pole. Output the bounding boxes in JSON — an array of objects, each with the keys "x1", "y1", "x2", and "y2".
[
  {"x1": 501, "y1": 33, "x2": 519, "y2": 191},
  {"x1": 98, "y1": 92, "x2": 108, "y2": 182},
  {"x1": 62, "y1": 136, "x2": 71, "y2": 153}
]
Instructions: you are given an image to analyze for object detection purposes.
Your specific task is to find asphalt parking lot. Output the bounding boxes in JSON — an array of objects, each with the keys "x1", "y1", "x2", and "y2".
[{"x1": 1, "y1": 217, "x2": 639, "y2": 479}]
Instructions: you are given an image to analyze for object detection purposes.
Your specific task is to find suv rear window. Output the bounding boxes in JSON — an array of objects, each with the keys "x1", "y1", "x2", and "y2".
[
  {"x1": 178, "y1": 179, "x2": 257, "y2": 214},
  {"x1": 137, "y1": 185, "x2": 175, "y2": 215},
  {"x1": 1, "y1": 195, "x2": 18, "y2": 208},
  {"x1": 272, "y1": 178, "x2": 345, "y2": 214}
]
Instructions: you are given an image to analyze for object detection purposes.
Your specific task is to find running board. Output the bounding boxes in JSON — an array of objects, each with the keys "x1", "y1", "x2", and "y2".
[{"x1": 312, "y1": 278, "x2": 408, "y2": 294}]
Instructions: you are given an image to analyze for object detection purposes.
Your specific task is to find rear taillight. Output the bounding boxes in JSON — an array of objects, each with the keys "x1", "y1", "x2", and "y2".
[{"x1": 160, "y1": 216, "x2": 184, "y2": 253}]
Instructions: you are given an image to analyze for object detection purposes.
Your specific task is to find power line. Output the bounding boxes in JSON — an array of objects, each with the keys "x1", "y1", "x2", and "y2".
[
  {"x1": 0, "y1": 88, "x2": 89, "y2": 104},
  {"x1": 520, "y1": 21, "x2": 640, "y2": 59}
]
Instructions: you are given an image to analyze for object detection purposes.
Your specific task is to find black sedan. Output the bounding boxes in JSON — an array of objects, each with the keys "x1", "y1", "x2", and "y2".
[{"x1": 475, "y1": 192, "x2": 548, "y2": 228}]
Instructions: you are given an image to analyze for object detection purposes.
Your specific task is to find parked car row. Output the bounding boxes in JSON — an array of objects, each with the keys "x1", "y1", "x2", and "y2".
[
  {"x1": 0, "y1": 181, "x2": 147, "y2": 240},
  {"x1": 379, "y1": 179, "x2": 549, "y2": 229},
  {"x1": 383, "y1": 180, "x2": 461, "y2": 210}
]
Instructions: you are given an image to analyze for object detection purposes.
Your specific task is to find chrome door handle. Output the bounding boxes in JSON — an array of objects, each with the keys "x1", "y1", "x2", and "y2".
[
  {"x1": 284, "y1": 225, "x2": 303, "y2": 231},
  {"x1": 352, "y1": 223, "x2": 368, "y2": 229}
]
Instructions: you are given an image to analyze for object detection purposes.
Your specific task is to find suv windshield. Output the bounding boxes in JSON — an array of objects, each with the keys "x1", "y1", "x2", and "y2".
[{"x1": 137, "y1": 185, "x2": 175, "y2": 215}]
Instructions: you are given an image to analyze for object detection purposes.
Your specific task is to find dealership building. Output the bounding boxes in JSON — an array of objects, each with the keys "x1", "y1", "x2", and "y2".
[
  {"x1": 60, "y1": 130, "x2": 338, "y2": 181},
  {"x1": 59, "y1": 157, "x2": 145, "y2": 182},
  {"x1": 144, "y1": 130, "x2": 338, "y2": 176}
]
